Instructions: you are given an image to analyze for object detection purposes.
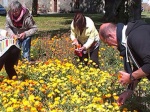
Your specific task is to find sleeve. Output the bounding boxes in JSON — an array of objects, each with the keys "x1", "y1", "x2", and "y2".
[
  {"x1": 129, "y1": 29, "x2": 150, "y2": 74},
  {"x1": 83, "y1": 38, "x2": 94, "y2": 49},
  {"x1": 70, "y1": 21, "x2": 76, "y2": 41},
  {"x1": 24, "y1": 16, "x2": 38, "y2": 37},
  {"x1": 5, "y1": 15, "x2": 15, "y2": 37},
  {"x1": 83, "y1": 24, "x2": 97, "y2": 49}
]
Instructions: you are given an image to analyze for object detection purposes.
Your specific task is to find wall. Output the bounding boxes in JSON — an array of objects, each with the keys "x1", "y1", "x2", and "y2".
[
  {"x1": 0, "y1": 0, "x2": 104, "y2": 13},
  {"x1": 142, "y1": 3, "x2": 150, "y2": 11},
  {"x1": 0, "y1": 0, "x2": 32, "y2": 10}
]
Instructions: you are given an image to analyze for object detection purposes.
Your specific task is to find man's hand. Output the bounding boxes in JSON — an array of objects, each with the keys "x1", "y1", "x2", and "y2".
[
  {"x1": 117, "y1": 90, "x2": 133, "y2": 106},
  {"x1": 118, "y1": 71, "x2": 131, "y2": 86}
]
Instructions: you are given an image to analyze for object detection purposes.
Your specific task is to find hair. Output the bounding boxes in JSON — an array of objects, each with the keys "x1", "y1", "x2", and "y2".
[
  {"x1": 73, "y1": 12, "x2": 86, "y2": 29},
  {"x1": 99, "y1": 23, "x2": 116, "y2": 39},
  {"x1": 10, "y1": 0, "x2": 22, "y2": 12}
]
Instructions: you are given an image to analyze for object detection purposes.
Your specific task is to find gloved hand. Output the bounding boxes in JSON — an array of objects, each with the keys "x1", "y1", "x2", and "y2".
[{"x1": 117, "y1": 89, "x2": 133, "y2": 106}]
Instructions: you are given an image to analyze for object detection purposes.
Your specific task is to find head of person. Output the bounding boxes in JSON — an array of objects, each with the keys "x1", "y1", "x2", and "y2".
[
  {"x1": 73, "y1": 12, "x2": 86, "y2": 31},
  {"x1": 99, "y1": 23, "x2": 118, "y2": 46},
  {"x1": 9, "y1": 1, "x2": 23, "y2": 18}
]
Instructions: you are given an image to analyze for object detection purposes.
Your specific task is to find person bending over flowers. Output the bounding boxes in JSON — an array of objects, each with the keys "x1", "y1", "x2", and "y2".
[{"x1": 70, "y1": 12, "x2": 100, "y2": 68}]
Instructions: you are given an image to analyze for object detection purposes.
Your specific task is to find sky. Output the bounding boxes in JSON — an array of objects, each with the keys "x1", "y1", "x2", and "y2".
[{"x1": 143, "y1": 0, "x2": 148, "y2": 3}]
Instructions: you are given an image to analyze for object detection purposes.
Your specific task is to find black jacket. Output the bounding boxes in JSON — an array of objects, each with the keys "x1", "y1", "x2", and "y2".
[{"x1": 126, "y1": 20, "x2": 150, "y2": 75}]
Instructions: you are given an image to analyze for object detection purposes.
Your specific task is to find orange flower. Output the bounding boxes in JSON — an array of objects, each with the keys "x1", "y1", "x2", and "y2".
[
  {"x1": 118, "y1": 73, "x2": 122, "y2": 80},
  {"x1": 0, "y1": 76, "x2": 4, "y2": 79},
  {"x1": 77, "y1": 44, "x2": 81, "y2": 49}
]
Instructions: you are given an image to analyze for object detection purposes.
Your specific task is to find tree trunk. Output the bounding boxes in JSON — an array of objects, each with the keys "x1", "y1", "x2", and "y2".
[
  {"x1": 32, "y1": 0, "x2": 38, "y2": 16},
  {"x1": 102, "y1": 0, "x2": 116, "y2": 22},
  {"x1": 128, "y1": 0, "x2": 141, "y2": 21},
  {"x1": 102, "y1": 0, "x2": 142, "y2": 24},
  {"x1": 115, "y1": 0, "x2": 128, "y2": 24}
]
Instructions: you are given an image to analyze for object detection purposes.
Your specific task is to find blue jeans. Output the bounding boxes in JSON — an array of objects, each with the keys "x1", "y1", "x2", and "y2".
[{"x1": 17, "y1": 36, "x2": 31, "y2": 61}]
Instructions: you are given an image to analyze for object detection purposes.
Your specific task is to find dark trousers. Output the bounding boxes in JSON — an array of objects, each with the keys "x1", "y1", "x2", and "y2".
[
  {"x1": 0, "y1": 46, "x2": 20, "y2": 79},
  {"x1": 79, "y1": 46, "x2": 99, "y2": 68}
]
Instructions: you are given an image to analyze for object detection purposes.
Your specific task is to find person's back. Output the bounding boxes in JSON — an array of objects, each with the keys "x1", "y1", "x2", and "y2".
[
  {"x1": 126, "y1": 20, "x2": 150, "y2": 71},
  {"x1": 0, "y1": 29, "x2": 20, "y2": 79}
]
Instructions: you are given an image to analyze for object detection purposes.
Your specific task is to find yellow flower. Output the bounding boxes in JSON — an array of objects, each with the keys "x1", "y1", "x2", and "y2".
[
  {"x1": 55, "y1": 97, "x2": 60, "y2": 101},
  {"x1": 6, "y1": 107, "x2": 14, "y2": 112},
  {"x1": 39, "y1": 80, "x2": 44, "y2": 84},
  {"x1": 76, "y1": 99, "x2": 81, "y2": 104},
  {"x1": 77, "y1": 58, "x2": 80, "y2": 62},
  {"x1": 13, "y1": 104, "x2": 19, "y2": 109},
  {"x1": 29, "y1": 94, "x2": 35, "y2": 102},
  {"x1": 89, "y1": 59, "x2": 93, "y2": 63},
  {"x1": 55, "y1": 89, "x2": 60, "y2": 93},
  {"x1": 92, "y1": 62, "x2": 96, "y2": 65},
  {"x1": 108, "y1": 104, "x2": 113, "y2": 109},
  {"x1": 105, "y1": 102, "x2": 109, "y2": 106},
  {"x1": 10, "y1": 98, "x2": 17, "y2": 103},
  {"x1": 113, "y1": 95, "x2": 119, "y2": 100},
  {"x1": 78, "y1": 64, "x2": 83, "y2": 68},
  {"x1": 84, "y1": 58, "x2": 88, "y2": 62},
  {"x1": 113, "y1": 93, "x2": 117, "y2": 96},
  {"x1": 123, "y1": 108, "x2": 128, "y2": 111},
  {"x1": 100, "y1": 48, "x2": 106, "y2": 50},
  {"x1": 142, "y1": 78, "x2": 148, "y2": 82},
  {"x1": 41, "y1": 108, "x2": 47, "y2": 112},
  {"x1": 23, "y1": 100, "x2": 30, "y2": 106},
  {"x1": 34, "y1": 101, "x2": 41, "y2": 107},
  {"x1": 31, "y1": 107, "x2": 38, "y2": 112},
  {"x1": 105, "y1": 94, "x2": 111, "y2": 98},
  {"x1": 12, "y1": 76, "x2": 17, "y2": 80}
]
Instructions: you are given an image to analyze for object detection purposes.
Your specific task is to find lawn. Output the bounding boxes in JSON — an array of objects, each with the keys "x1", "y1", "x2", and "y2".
[
  {"x1": 1, "y1": 12, "x2": 150, "y2": 36},
  {"x1": 1, "y1": 12, "x2": 150, "y2": 35},
  {"x1": 0, "y1": 13, "x2": 103, "y2": 37}
]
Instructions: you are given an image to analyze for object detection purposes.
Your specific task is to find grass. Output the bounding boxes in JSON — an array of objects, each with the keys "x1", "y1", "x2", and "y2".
[
  {"x1": 0, "y1": 13, "x2": 103, "y2": 37},
  {"x1": 0, "y1": 12, "x2": 150, "y2": 36},
  {"x1": 0, "y1": 15, "x2": 6, "y2": 29},
  {"x1": 33, "y1": 13, "x2": 103, "y2": 37}
]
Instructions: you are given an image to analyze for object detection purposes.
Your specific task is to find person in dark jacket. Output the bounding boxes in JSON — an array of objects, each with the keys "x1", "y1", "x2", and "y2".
[{"x1": 99, "y1": 20, "x2": 150, "y2": 105}]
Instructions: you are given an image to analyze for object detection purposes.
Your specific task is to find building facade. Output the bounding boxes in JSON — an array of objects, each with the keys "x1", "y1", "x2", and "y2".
[{"x1": 0, "y1": 0, "x2": 104, "y2": 13}]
